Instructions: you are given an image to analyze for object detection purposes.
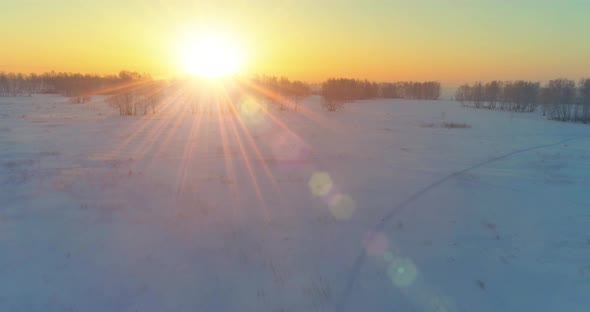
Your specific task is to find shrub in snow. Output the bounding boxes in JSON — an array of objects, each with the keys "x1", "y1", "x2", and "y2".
[
  {"x1": 69, "y1": 95, "x2": 92, "y2": 104},
  {"x1": 442, "y1": 122, "x2": 471, "y2": 129},
  {"x1": 106, "y1": 81, "x2": 164, "y2": 116},
  {"x1": 107, "y1": 92, "x2": 135, "y2": 116},
  {"x1": 421, "y1": 122, "x2": 471, "y2": 129}
]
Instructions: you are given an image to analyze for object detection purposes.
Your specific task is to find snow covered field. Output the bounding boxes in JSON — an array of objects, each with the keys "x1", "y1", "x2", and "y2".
[{"x1": 1, "y1": 95, "x2": 589, "y2": 311}]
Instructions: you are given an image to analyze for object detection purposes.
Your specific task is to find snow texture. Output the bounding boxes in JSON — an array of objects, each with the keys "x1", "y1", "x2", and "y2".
[{"x1": 1, "y1": 95, "x2": 589, "y2": 311}]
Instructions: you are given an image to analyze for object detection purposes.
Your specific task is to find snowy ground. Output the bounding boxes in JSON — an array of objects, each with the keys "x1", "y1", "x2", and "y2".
[{"x1": 1, "y1": 95, "x2": 589, "y2": 312}]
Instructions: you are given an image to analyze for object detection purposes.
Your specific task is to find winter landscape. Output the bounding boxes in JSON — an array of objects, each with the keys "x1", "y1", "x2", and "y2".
[
  {"x1": 2, "y1": 92, "x2": 590, "y2": 311},
  {"x1": 2, "y1": 1, "x2": 590, "y2": 312}
]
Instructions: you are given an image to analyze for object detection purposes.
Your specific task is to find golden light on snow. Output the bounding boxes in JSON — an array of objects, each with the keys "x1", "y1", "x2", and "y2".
[
  {"x1": 308, "y1": 172, "x2": 333, "y2": 196},
  {"x1": 240, "y1": 97, "x2": 261, "y2": 117},
  {"x1": 329, "y1": 194, "x2": 355, "y2": 220},
  {"x1": 177, "y1": 32, "x2": 243, "y2": 78},
  {"x1": 387, "y1": 257, "x2": 418, "y2": 288}
]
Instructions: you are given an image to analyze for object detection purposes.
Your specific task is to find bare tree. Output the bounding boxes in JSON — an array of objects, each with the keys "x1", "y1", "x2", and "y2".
[
  {"x1": 455, "y1": 84, "x2": 470, "y2": 106},
  {"x1": 579, "y1": 78, "x2": 590, "y2": 123},
  {"x1": 107, "y1": 92, "x2": 134, "y2": 116},
  {"x1": 484, "y1": 81, "x2": 502, "y2": 109},
  {"x1": 545, "y1": 79, "x2": 576, "y2": 121}
]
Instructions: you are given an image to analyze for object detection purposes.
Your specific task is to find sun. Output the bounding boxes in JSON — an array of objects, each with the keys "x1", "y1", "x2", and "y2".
[{"x1": 178, "y1": 32, "x2": 243, "y2": 78}]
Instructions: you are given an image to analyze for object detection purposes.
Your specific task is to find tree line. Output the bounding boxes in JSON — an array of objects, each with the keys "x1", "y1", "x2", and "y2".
[
  {"x1": 109, "y1": 75, "x2": 312, "y2": 116},
  {"x1": 0, "y1": 70, "x2": 162, "y2": 116},
  {"x1": 455, "y1": 79, "x2": 590, "y2": 122},
  {"x1": 0, "y1": 70, "x2": 312, "y2": 116},
  {"x1": 0, "y1": 70, "x2": 151, "y2": 102},
  {"x1": 321, "y1": 78, "x2": 441, "y2": 111},
  {"x1": 248, "y1": 75, "x2": 311, "y2": 112}
]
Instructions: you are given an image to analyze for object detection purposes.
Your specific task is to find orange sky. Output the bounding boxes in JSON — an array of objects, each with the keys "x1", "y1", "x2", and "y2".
[{"x1": 1, "y1": 1, "x2": 589, "y2": 84}]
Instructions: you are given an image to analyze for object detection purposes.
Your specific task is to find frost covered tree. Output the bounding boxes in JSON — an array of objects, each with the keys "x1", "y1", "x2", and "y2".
[
  {"x1": 544, "y1": 79, "x2": 576, "y2": 121},
  {"x1": 458, "y1": 80, "x2": 538, "y2": 112},
  {"x1": 455, "y1": 84, "x2": 470, "y2": 106},
  {"x1": 484, "y1": 81, "x2": 502, "y2": 109}
]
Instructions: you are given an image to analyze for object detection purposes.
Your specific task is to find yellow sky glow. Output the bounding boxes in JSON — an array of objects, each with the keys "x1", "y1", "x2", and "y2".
[{"x1": 1, "y1": 1, "x2": 589, "y2": 84}]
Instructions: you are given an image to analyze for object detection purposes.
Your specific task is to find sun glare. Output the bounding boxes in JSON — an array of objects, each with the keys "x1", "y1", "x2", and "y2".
[{"x1": 178, "y1": 33, "x2": 243, "y2": 78}]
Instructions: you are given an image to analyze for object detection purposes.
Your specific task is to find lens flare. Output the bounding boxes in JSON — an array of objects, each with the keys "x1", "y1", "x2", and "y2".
[
  {"x1": 387, "y1": 257, "x2": 418, "y2": 288},
  {"x1": 308, "y1": 172, "x2": 333, "y2": 197},
  {"x1": 329, "y1": 194, "x2": 355, "y2": 220}
]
